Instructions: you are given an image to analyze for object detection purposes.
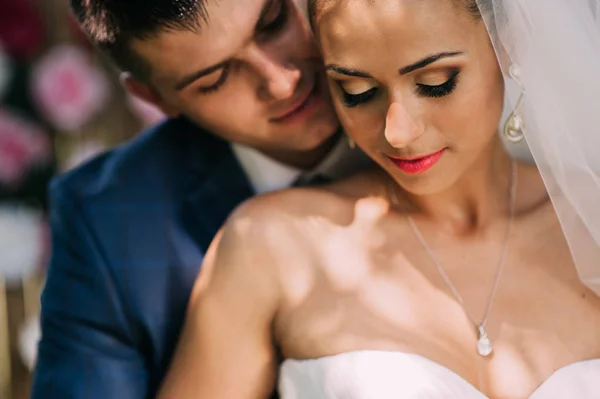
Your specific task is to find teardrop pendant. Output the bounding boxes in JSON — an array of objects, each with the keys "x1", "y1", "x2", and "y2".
[
  {"x1": 504, "y1": 113, "x2": 525, "y2": 143},
  {"x1": 476, "y1": 325, "x2": 493, "y2": 357},
  {"x1": 503, "y1": 91, "x2": 526, "y2": 143}
]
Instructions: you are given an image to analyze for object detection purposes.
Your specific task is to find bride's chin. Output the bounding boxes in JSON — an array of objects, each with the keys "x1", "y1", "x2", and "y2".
[
  {"x1": 401, "y1": 181, "x2": 456, "y2": 199},
  {"x1": 389, "y1": 169, "x2": 460, "y2": 199}
]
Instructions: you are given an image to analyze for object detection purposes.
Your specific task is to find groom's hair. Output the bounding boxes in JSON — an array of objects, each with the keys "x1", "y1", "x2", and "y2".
[{"x1": 70, "y1": 0, "x2": 208, "y2": 82}]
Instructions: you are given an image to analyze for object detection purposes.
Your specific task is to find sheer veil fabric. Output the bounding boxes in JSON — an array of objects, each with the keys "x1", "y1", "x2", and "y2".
[{"x1": 477, "y1": 0, "x2": 600, "y2": 295}]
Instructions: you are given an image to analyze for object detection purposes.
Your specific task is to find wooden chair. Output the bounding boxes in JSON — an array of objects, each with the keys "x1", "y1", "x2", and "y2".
[
  {"x1": 0, "y1": 276, "x2": 11, "y2": 399},
  {"x1": 0, "y1": 273, "x2": 43, "y2": 399}
]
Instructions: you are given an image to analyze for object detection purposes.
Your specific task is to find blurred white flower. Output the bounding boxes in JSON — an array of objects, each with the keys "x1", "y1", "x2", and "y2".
[{"x1": 0, "y1": 205, "x2": 45, "y2": 285}]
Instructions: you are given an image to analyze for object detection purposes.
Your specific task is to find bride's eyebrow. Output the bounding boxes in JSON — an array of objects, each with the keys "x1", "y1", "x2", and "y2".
[
  {"x1": 325, "y1": 65, "x2": 371, "y2": 78},
  {"x1": 325, "y1": 51, "x2": 463, "y2": 78},
  {"x1": 399, "y1": 52, "x2": 463, "y2": 75}
]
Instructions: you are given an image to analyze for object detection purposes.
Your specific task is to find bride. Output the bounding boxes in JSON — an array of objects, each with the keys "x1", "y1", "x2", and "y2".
[{"x1": 157, "y1": 0, "x2": 600, "y2": 397}]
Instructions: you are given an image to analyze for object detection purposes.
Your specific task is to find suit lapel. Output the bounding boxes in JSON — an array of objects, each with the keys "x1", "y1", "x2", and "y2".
[{"x1": 180, "y1": 124, "x2": 254, "y2": 251}]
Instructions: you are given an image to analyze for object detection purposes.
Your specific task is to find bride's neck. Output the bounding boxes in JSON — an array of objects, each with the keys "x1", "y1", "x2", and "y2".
[{"x1": 402, "y1": 139, "x2": 514, "y2": 235}]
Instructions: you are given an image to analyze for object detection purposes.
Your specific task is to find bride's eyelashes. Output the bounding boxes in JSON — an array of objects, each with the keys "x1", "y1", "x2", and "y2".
[
  {"x1": 416, "y1": 70, "x2": 460, "y2": 98},
  {"x1": 337, "y1": 71, "x2": 461, "y2": 108},
  {"x1": 341, "y1": 87, "x2": 377, "y2": 107}
]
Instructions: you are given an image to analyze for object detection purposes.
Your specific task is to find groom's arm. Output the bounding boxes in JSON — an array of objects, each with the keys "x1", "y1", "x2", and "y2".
[{"x1": 31, "y1": 181, "x2": 148, "y2": 399}]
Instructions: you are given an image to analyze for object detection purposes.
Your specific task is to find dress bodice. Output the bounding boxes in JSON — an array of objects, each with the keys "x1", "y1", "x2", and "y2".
[{"x1": 279, "y1": 350, "x2": 600, "y2": 398}]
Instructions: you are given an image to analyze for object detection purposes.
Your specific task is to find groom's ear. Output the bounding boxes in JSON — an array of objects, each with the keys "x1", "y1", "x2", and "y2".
[{"x1": 120, "y1": 72, "x2": 181, "y2": 118}]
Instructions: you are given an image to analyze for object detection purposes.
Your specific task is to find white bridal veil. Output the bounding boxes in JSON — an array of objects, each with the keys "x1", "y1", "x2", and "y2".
[{"x1": 476, "y1": 0, "x2": 600, "y2": 295}]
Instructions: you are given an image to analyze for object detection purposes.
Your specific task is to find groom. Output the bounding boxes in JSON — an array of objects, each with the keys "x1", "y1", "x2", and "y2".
[{"x1": 31, "y1": 0, "x2": 368, "y2": 398}]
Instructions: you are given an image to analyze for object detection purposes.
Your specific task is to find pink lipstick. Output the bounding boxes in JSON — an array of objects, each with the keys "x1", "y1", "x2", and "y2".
[{"x1": 388, "y1": 149, "x2": 446, "y2": 174}]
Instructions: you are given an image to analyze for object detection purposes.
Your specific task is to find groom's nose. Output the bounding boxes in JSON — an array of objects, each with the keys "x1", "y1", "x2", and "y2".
[
  {"x1": 384, "y1": 101, "x2": 425, "y2": 149},
  {"x1": 245, "y1": 44, "x2": 301, "y2": 101}
]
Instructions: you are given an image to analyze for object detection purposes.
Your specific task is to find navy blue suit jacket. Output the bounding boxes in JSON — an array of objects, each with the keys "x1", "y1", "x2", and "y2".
[{"x1": 31, "y1": 118, "x2": 257, "y2": 398}]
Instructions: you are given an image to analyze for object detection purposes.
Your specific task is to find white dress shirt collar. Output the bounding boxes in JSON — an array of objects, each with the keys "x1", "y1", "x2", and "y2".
[
  {"x1": 232, "y1": 135, "x2": 369, "y2": 194},
  {"x1": 231, "y1": 143, "x2": 301, "y2": 194}
]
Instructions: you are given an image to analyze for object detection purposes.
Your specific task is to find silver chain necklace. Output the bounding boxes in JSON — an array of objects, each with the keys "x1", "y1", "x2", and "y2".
[{"x1": 388, "y1": 161, "x2": 518, "y2": 357}]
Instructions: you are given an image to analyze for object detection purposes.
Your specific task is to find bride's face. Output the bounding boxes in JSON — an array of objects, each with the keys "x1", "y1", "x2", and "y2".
[{"x1": 313, "y1": 0, "x2": 505, "y2": 195}]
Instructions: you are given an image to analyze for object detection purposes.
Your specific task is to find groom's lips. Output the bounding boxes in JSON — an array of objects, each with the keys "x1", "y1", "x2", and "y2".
[
  {"x1": 270, "y1": 78, "x2": 321, "y2": 124},
  {"x1": 387, "y1": 148, "x2": 447, "y2": 174}
]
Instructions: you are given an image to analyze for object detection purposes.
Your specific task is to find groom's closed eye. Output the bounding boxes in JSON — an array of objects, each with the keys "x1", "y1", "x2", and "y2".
[
  {"x1": 179, "y1": 0, "x2": 291, "y2": 94},
  {"x1": 256, "y1": 0, "x2": 290, "y2": 38},
  {"x1": 197, "y1": 0, "x2": 290, "y2": 93}
]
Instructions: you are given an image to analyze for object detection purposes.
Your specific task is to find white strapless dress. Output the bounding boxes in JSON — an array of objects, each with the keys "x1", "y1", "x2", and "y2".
[{"x1": 279, "y1": 351, "x2": 600, "y2": 398}]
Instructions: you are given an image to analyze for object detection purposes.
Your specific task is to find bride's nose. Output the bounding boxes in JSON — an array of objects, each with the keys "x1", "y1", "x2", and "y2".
[{"x1": 384, "y1": 101, "x2": 425, "y2": 149}]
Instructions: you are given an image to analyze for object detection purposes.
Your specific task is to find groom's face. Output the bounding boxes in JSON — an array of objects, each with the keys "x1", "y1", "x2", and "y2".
[{"x1": 131, "y1": 0, "x2": 339, "y2": 154}]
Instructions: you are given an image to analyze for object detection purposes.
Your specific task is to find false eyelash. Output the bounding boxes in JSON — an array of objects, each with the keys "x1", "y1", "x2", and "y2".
[
  {"x1": 341, "y1": 87, "x2": 378, "y2": 108},
  {"x1": 416, "y1": 71, "x2": 460, "y2": 98}
]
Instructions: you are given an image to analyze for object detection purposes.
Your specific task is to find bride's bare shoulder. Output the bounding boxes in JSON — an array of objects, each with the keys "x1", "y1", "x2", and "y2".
[{"x1": 220, "y1": 168, "x2": 385, "y2": 247}]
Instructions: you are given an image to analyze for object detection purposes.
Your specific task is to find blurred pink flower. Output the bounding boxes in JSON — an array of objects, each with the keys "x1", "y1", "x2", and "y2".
[
  {"x1": 0, "y1": 109, "x2": 52, "y2": 188},
  {"x1": 31, "y1": 45, "x2": 111, "y2": 132},
  {"x1": 0, "y1": 0, "x2": 44, "y2": 60}
]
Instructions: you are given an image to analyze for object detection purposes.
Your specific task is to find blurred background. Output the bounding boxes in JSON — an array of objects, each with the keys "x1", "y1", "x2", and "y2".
[{"x1": 0, "y1": 0, "x2": 165, "y2": 397}]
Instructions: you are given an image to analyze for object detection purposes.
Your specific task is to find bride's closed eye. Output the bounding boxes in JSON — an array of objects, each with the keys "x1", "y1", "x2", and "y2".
[
  {"x1": 416, "y1": 70, "x2": 460, "y2": 98},
  {"x1": 339, "y1": 85, "x2": 378, "y2": 108},
  {"x1": 337, "y1": 70, "x2": 461, "y2": 108}
]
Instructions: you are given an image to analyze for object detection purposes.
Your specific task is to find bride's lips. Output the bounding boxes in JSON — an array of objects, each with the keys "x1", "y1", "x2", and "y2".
[{"x1": 387, "y1": 148, "x2": 446, "y2": 174}]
